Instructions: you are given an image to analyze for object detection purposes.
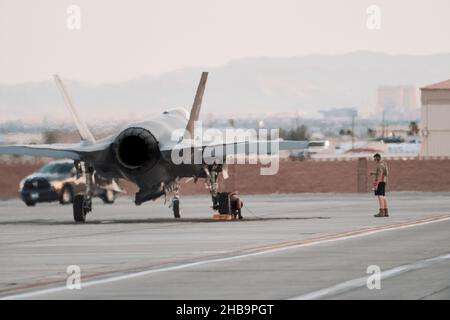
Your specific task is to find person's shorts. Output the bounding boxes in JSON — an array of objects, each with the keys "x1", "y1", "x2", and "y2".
[{"x1": 374, "y1": 182, "x2": 386, "y2": 196}]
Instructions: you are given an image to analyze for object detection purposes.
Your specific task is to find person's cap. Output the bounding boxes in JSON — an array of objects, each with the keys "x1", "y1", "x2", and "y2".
[{"x1": 373, "y1": 153, "x2": 381, "y2": 159}]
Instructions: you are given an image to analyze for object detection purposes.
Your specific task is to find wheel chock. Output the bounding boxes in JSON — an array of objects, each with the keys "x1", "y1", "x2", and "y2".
[{"x1": 213, "y1": 214, "x2": 234, "y2": 221}]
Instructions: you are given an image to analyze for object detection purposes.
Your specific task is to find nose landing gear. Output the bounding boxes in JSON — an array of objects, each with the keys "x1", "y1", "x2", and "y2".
[{"x1": 204, "y1": 165, "x2": 243, "y2": 220}]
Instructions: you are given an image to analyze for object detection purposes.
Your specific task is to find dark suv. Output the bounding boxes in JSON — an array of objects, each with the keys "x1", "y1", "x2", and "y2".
[{"x1": 19, "y1": 160, "x2": 123, "y2": 206}]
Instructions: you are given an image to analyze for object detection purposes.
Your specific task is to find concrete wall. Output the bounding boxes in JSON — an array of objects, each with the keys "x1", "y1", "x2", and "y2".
[
  {"x1": 0, "y1": 161, "x2": 45, "y2": 200},
  {"x1": 1, "y1": 158, "x2": 450, "y2": 200},
  {"x1": 183, "y1": 158, "x2": 450, "y2": 195}
]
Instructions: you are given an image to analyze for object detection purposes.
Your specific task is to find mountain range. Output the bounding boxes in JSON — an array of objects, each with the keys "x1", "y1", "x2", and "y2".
[{"x1": 1, "y1": 51, "x2": 450, "y2": 123}]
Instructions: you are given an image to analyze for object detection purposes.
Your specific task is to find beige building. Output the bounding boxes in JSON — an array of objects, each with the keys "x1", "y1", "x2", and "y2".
[{"x1": 420, "y1": 79, "x2": 450, "y2": 156}]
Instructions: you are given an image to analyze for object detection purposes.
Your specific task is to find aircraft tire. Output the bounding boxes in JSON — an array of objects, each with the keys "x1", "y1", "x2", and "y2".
[
  {"x1": 173, "y1": 198, "x2": 180, "y2": 218},
  {"x1": 73, "y1": 195, "x2": 87, "y2": 222},
  {"x1": 101, "y1": 190, "x2": 115, "y2": 204}
]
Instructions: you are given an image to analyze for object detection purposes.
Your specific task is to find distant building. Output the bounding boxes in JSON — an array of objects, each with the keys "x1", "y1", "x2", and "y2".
[
  {"x1": 376, "y1": 86, "x2": 420, "y2": 120},
  {"x1": 318, "y1": 108, "x2": 357, "y2": 119},
  {"x1": 420, "y1": 79, "x2": 450, "y2": 157}
]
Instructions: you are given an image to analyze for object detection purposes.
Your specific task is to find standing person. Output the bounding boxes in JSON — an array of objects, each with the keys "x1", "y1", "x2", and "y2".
[{"x1": 370, "y1": 153, "x2": 389, "y2": 217}]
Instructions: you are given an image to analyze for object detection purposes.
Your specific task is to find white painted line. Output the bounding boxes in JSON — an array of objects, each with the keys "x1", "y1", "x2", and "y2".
[
  {"x1": 2, "y1": 215, "x2": 449, "y2": 300},
  {"x1": 290, "y1": 253, "x2": 450, "y2": 300}
]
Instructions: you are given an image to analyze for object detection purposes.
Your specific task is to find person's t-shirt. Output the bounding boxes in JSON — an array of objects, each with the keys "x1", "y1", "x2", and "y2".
[{"x1": 375, "y1": 161, "x2": 388, "y2": 183}]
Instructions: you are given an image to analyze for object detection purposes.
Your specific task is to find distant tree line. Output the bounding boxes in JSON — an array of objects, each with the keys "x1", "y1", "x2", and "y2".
[
  {"x1": 43, "y1": 130, "x2": 63, "y2": 144},
  {"x1": 339, "y1": 129, "x2": 353, "y2": 136},
  {"x1": 364, "y1": 121, "x2": 419, "y2": 139},
  {"x1": 279, "y1": 125, "x2": 310, "y2": 141}
]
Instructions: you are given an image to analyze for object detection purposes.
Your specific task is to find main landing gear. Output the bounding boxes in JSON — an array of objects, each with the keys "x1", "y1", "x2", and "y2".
[
  {"x1": 171, "y1": 195, "x2": 180, "y2": 219},
  {"x1": 204, "y1": 165, "x2": 243, "y2": 220},
  {"x1": 166, "y1": 164, "x2": 243, "y2": 220},
  {"x1": 73, "y1": 161, "x2": 93, "y2": 223},
  {"x1": 165, "y1": 179, "x2": 181, "y2": 219}
]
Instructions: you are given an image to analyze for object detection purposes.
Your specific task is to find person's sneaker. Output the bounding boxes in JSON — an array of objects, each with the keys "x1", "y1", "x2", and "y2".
[{"x1": 384, "y1": 208, "x2": 389, "y2": 217}]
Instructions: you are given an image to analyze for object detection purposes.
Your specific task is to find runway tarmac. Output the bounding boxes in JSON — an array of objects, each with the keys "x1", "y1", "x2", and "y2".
[{"x1": 0, "y1": 192, "x2": 449, "y2": 300}]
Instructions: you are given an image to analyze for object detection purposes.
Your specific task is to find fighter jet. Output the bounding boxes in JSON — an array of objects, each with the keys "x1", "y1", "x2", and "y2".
[{"x1": 0, "y1": 72, "x2": 307, "y2": 222}]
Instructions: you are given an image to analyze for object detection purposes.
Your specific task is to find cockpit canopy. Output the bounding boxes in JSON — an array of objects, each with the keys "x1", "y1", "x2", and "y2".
[{"x1": 162, "y1": 108, "x2": 189, "y2": 120}]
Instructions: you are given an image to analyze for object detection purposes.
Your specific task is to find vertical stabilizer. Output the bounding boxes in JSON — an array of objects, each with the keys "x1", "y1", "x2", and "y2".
[
  {"x1": 184, "y1": 72, "x2": 208, "y2": 139},
  {"x1": 53, "y1": 74, "x2": 96, "y2": 144}
]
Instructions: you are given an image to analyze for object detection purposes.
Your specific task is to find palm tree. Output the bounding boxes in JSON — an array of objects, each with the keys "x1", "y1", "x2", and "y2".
[
  {"x1": 367, "y1": 128, "x2": 376, "y2": 138},
  {"x1": 408, "y1": 121, "x2": 419, "y2": 136}
]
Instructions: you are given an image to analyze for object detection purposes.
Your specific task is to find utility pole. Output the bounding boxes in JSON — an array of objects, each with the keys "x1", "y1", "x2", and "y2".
[{"x1": 351, "y1": 114, "x2": 355, "y2": 150}]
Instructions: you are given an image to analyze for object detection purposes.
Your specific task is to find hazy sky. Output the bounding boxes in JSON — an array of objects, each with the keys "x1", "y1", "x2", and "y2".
[{"x1": 1, "y1": 0, "x2": 449, "y2": 84}]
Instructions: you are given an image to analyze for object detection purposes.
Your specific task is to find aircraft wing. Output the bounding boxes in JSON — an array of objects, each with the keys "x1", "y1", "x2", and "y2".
[
  {"x1": 162, "y1": 140, "x2": 309, "y2": 163},
  {"x1": 203, "y1": 140, "x2": 309, "y2": 160},
  {"x1": 0, "y1": 141, "x2": 110, "y2": 160}
]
